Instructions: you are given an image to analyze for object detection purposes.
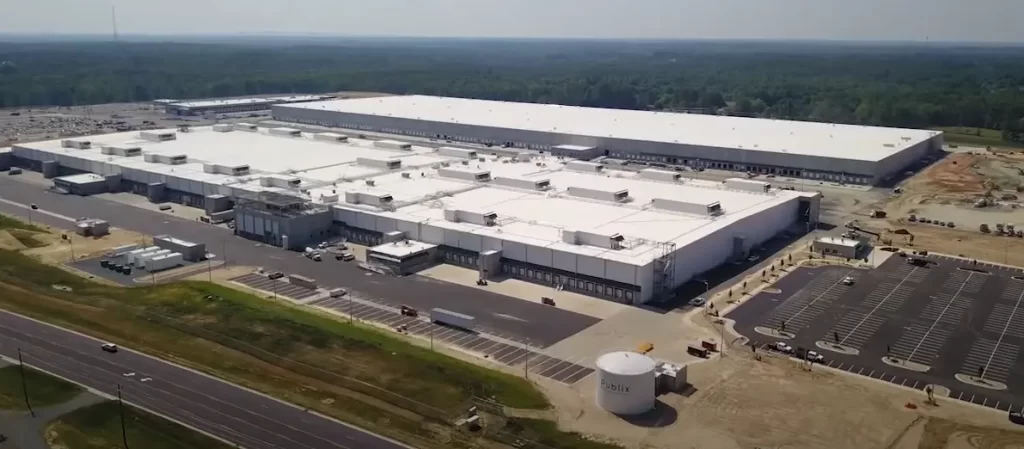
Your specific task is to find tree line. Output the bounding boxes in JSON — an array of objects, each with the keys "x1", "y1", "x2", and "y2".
[{"x1": 2, "y1": 40, "x2": 1024, "y2": 141}]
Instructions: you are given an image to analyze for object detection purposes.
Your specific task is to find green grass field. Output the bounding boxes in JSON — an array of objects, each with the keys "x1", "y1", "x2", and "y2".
[
  {"x1": 0, "y1": 214, "x2": 46, "y2": 233},
  {"x1": 0, "y1": 239, "x2": 566, "y2": 448},
  {"x1": 0, "y1": 365, "x2": 82, "y2": 410},
  {"x1": 47, "y1": 401, "x2": 234, "y2": 449},
  {"x1": 7, "y1": 229, "x2": 48, "y2": 248},
  {"x1": 935, "y1": 127, "x2": 1024, "y2": 148}
]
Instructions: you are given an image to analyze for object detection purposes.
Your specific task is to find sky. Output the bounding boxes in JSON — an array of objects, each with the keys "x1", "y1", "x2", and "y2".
[{"x1": 1, "y1": 0, "x2": 1023, "y2": 43}]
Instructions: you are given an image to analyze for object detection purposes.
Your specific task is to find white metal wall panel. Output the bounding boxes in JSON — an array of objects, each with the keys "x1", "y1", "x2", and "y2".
[
  {"x1": 503, "y1": 241, "x2": 527, "y2": 261},
  {"x1": 481, "y1": 237, "x2": 503, "y2": 252},
  {"x1": 577, "y1": 255, "x2": 605, "y2": 278},
  {"x1": 605, "y1": 260, "x2": 638, "y2": 285},
  {"x1": 552, "y1": 250, "x2": 578, "y2": 272},
  {"x1": 254, "y1": 216, "x2": 265, "y2": 235},
  {"x1": 461, "y1": 233, "x2": 482, "y2": 252},
  {"x1": 243, "y1": 214, "x2": 254, "y2": 233},
  {"x1": 526, "y1": 246, "x2": 553, "y2": 267},
  {"x1": 635, "y1": 263, "x2": 655, "y2": 303},
  {"x1": 396, "y1": 220, "x2": 421, "y2": 240},
  {"x1": 376, "y1": 217, "x2": 398, "y2": 233},
  {"x1": 443, "y1": 229, "x2": 460, "y2": 247},
  {"x1": 272, "y1": 220, "x2": 279, "y2": 235},
  {"x1": 332, "y1": 207, "x2": 355, "y2": 224},
  {"x1": 355, "y1": 211, "x2": 376, "y2": 230},
  {"x1": 420, "y1": 224, "x2": 445, "y2": 244}
]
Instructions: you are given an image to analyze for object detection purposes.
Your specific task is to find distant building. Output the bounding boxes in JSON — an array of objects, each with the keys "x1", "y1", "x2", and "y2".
[{"x1": 162, "y1": 95, "x2": 335, "y2": 116}]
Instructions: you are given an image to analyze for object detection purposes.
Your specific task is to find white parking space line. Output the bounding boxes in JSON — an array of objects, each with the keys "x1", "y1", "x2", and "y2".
[
  {"x1": 961, "y1": 338, "x2": 1020, "y2": 383},
  {"x1": 903, "y1": 272, "x2": 975, "y2": 364},
  {"x1": 762, "y1": 271, "x2": 851, "y2": 333}
]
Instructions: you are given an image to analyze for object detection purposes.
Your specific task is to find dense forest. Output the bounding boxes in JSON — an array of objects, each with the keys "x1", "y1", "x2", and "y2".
[{"x1": 2, "y1": 39, "x2": 1024, "y2": 140}]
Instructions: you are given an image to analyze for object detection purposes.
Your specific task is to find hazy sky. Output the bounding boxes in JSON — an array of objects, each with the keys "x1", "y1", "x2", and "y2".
[{"x1": 2, "y1": 0, "x2": 1023, "y2": 43}]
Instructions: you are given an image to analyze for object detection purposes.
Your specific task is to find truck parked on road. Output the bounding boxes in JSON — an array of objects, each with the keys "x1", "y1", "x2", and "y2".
[{"x1": 430, "y1": 308, "x2": 475, "y2": 330}]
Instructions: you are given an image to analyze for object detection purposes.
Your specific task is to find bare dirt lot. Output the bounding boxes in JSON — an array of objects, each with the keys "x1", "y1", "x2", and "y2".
[
  {"x1": 533, "y1": 343, "x2": 1024, "y2": 449},
  {"x1": 848, "y1": 151, "x2": 1024, "y2": 265}
]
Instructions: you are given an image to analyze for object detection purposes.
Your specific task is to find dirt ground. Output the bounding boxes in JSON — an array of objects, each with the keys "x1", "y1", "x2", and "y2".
[
  {"x1": 20, "y1": 226, "x2": 151, "y2": 265},
  {"x1": 530, "y1": 344, "x2": 1024, "y2": 449}
]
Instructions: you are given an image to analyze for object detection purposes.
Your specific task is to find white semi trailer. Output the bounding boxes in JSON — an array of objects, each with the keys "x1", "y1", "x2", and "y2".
[{"x1": 430, "y1": 308, "x2": 475, "y2": 330}]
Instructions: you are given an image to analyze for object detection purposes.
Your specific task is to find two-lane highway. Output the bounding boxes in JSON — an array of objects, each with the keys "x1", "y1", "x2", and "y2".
[
  {"x1": 0, "y1": 175, "x2": 599, "y2": 346},
  {"x1": 0, "y1": 309, "x2": 408, "y2": 449}
]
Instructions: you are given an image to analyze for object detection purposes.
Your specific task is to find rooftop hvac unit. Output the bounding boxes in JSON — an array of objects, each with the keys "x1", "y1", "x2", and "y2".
[
  {"x1": 365, "y1": 179, "x2": 376, "y2": 186},
  {"x1": 565, "y1": 161, "x2": 604, "y2": 173},
  {"x1": 639, "y1": 169, "x2": 681, "y2": 182},
  {"x1": 437, "y1": 167, "x2": 491, "y2": 182},
  {"x1": 202, "y1": 163, "x2": 249, "y2": 175},
  {"x1": 61, "y1": 139, "x2": 92, "y2": 149},
  {"x1": 259, "y1": 175, "x2": 302, "y2": 188},
  {"x1": 345, "y1": 191, "x2": 393, "y2": 207},
  {"x1": 144, "y1": 153, "x2": 188, "y2": 165},
  {"x1": 437, "y1": 147, "x2": 478, "y2": 159},
  {"x1": 492, "y1": 176, "x2": 551, "y2": 191},
  {"x1": 320, "y1": 193, "x2": 339, "y2": 203},
  {"x1": 356, "y1": 157, "x2": 402, "y2": 169},
  {"x1": 652, "y1": 198, "x2": 722, "y2": 216},
  {"x1": 724, "y1": 178, "x2": 771, "y2": 194},
  {"x1": 567, "y1": 186, "x2": 629, "y2": 203},
  {"x1": 212, "y1": 124, "x2": 233, "y2": 133},
  {"x1": 269, "y1": 127, "x2": 302, "y2": 137},
  {"x1": 374, "y1": 139, "x2": 412, "y2": 150},
  {"x1": 139, "y1": 131, "x2": 177, "y2": 142},
  {"x1": 101, "y1": 145, "x2": 142, "y2": 157},
  {"x1": 313, "y1": 132, "x2": 348, "y2": 142},
  {"x1": 443, "y1": 209, "x2": 497, "y2": 226},
  {"x1": 561, "y1": 229, "x2": 625, "y2": 250},
  {"x1": 401, "y1": 172, "x2": 411, "y2": 179},
  {"x1": 233, "y1": 123, "x2": 258, "y2": 132}
]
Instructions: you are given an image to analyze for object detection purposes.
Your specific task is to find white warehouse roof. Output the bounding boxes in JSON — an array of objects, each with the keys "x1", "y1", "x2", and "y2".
[{"x1": 280, "y1": 95, "x2": 939, "y2": 162}]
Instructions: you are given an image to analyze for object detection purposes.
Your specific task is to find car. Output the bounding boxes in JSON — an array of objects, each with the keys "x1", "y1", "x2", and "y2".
[
  {"x1": 772, "y1": 342, "x2": 793, "y2": 353},
  {"x1": 101, "y1": 343, "x2": 118, "y2": 353},
  {"x1": 747, "y1": 254, "x2": 761, "y2": 262},
  {"x1": 1010, "y1": 410, "x2": 1024, "y2": 426},
  {"x1": 908, "y1": 257, "x2": 928, "y2": 266},
  {"x1": 689, "y1": 297, "x2": 707, "y2": 307},
  {"x1": 805, "y1": 350, "x2": 825, "y2": 363},
  {"x1": 841, "y1": 276, "x2": 855, "y2": 285},
  {"x1": 317, "y1": 242, "x2": 329, "y2": 249},
  {"x1": 400, "y1": 306, "x2": 419, "y2": 317},
  {"x1": 337, "y1": 252, "x2": 356, "y2": 262},
  {"x1": 267, "y1": 271, "x2": 284, "y2": 280}
]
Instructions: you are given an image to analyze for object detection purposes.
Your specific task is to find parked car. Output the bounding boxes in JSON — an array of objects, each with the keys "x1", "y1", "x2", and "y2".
[
  {"x1": 101, "y1": 343, "x2": 118, "y2": 353},
  {"x1": 689, "y1": 297, "x2": 707, "y2": 307},
  {"x1": 267, "y1": 271, "x2": 284, "y2": 280},
  {"x1": 336, "y1": 252, "x2": 355, "y2": 261},
  {"x1": 400, "y1": 306, "x2": 419, "y2": 317},
  {"x1": 841, "y1": 276, "x2": 855, "y2": 286},
  {"x1": 772, "y1": 342, "x2": 793, "y2": 353}
]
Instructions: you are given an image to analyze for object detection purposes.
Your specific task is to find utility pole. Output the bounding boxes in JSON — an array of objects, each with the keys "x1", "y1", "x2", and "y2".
[
  {"x1": 524, "y1": 340, "x2": 530, "y2": 379},
  {"x1": 117, "y1": 384, "x2": 129, "y2": 449},
  {"x1": 18, "y1": 348, "x2": 35, "y2": 417},
  {"x1": 348, "y1": 295, "x2": 353, "y2": 323},
  {"x1": 207, "y1": 256, "x2": 212, "y2": 282},
  {"x1": 430, "y1": 326, "x2": 434, "y2": 351}
]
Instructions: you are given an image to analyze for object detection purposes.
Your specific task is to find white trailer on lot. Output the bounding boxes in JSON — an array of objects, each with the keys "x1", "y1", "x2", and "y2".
[
  {"x1": 124, "y1": 246, "x2": 159, "y2": 265},
  {"x1": 146, "y1": 252, "x2": 184, "y2": 272},
  {"x1": 135, "y1": 249, "x2": 171, "y2": 268},
  {"x1": 430, "y1": 308, "x2": 475, "y2": 330}
]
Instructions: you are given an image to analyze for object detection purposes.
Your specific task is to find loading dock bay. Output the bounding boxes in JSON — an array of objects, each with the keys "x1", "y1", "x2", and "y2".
[
  {"x1": 307, "y1": 296, "x2": 595, "y2": 386},
  {"x1": 729, "y1": 255, "x2": 1024, "y2": 413}
]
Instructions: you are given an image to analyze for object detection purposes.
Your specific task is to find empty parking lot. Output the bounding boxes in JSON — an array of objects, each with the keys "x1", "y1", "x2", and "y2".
[
  {"x1": 308, "y1": 296, "x2": 595, "y2": 385},
  {"x1": 230, "y1": 273, "x2": 320, "y2": 300},
  {"x1": 730, "y1": 254, "x2": 1024, "y2": 412}
]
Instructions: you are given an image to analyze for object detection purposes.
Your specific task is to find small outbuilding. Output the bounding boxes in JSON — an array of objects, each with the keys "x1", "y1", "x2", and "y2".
[{"x1": 812, "y1": 236, "x2": 862, "y2": 259}]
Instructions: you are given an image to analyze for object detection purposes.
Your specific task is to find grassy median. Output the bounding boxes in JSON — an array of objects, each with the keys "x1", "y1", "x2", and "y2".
[
  {"x1": 0, "y1": 365, "x2": 82, "y2": 410},
  {"x1": 46, "y1": 401, "x2": 234, "y2": 449},
  {"x1": 0, "y1": 245, "x2": 556, "y2": 448}
]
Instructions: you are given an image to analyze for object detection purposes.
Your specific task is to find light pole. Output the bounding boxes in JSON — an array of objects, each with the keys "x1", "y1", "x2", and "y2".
[
  {"x1": 28, "y1": 204, "x2": 37, "y2": 225},
  {"x1": 117, "y1": 384, "x2": 129, "y2": 449},
  {"x1": 348, "y1": 295, "x2": 353, "y2": 324},
  {"x1": 17, "y1": 348, "x2": 35, "y2": 417},
  {"x1": 524, "y1": 339, "x2": 531, "y2": 379}
]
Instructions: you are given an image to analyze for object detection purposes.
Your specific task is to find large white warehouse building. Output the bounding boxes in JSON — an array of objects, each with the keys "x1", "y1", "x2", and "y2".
[
  {"x1": 272, "y1": 95, "x2": 944, "y2": 186},
  {"x1": 5, "y1": 125, "x2": 818, "y2": 304}
]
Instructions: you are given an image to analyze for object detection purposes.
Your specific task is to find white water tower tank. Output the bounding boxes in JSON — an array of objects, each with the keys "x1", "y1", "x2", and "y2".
[{"x1": 595, "y1": 351, "x2": 656, "y2": 415}]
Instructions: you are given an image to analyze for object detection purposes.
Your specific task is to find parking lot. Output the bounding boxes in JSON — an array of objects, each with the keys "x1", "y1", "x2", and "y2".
[
  {"x1": 230, "y1": 273, "x2": 320, "y2": 300},
  {"x1": 730, "y1": 254, "x2": 1024, "y2": 413},
  {"x1": 308, "y1": 296, "x2": 595, "y2": 385}
]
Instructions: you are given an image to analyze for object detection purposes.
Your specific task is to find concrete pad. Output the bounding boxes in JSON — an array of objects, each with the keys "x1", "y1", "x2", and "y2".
[
  {"x1": 416, "y1": 264, "x2": 628, "y2": 319},
  {"x1": 542, "y1": 307, "x2": 717, "y2": 365},
  {"x1": 94, "y1": 192, "x2": 208, "y2": 221},
  {"x1": 955, "y1": 373, "x2": 1008, "y2": 391}
]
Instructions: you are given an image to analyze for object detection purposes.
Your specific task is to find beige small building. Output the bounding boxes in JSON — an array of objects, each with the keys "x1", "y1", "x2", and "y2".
[{"x1": 812, "y1": 236, "x2": 862, "y2": 259}]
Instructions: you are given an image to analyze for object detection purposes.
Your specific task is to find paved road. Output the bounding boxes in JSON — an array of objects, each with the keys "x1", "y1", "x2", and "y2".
[
  {"x1": 0, "y1": 309, "x2": 408, "y2": 449},
  {"x1": 0, "y1": 176, "x2": 598, "y2": 346}
]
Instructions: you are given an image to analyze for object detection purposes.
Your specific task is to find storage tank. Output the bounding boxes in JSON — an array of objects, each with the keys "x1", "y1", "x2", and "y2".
[{"x1": 595, "y1": 351, "x2": 656, "y2": 415}]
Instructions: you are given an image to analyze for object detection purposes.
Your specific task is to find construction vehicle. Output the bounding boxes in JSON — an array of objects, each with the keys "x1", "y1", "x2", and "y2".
[{"x1": 870, "y1": 210, "x2": 887, "y2": 218}]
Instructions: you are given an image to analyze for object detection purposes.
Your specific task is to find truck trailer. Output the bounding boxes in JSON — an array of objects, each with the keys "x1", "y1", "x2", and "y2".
[{"x1": 430, "y1": 308, "x2": 475, "y2": 330}]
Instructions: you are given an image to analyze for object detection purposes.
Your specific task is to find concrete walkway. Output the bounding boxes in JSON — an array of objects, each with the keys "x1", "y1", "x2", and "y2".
[{"x1": 0, "y1": 391, "x2": 105, "y2": 449}]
